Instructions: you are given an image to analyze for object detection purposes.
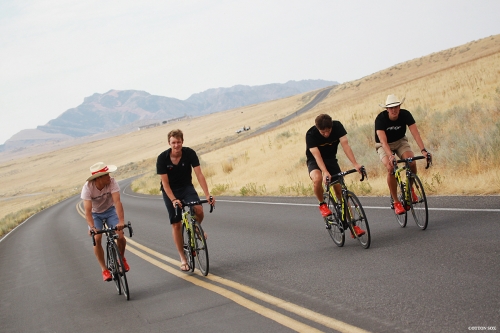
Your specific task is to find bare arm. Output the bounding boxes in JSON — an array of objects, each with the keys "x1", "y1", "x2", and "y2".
[
  {"x1": 160, "y1": 173, "x2": 178, "y2": 203},
  {"x1": 83, "y1": 200, "x2": 95, "y2": 234},
  {"x1": 193, "y1": 166, "x2": 215, "y2": 204},
  {"x1": 111, "y1": 191, "x2": 125, "y2": 229},
  {"x1": 376, "y1": 129, "x2": 395, "y2": 171},
  {"x1": 339, "y1": 135, "x2": 362, "y2": 173},
  {"x1": 408, "y1": 124, "x2": 428, "y2": 157}
]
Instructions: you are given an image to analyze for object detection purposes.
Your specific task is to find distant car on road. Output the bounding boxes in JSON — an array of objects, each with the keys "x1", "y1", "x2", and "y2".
[{"x1": 236, "y1": 126, "x2": 251, "y2": 134}]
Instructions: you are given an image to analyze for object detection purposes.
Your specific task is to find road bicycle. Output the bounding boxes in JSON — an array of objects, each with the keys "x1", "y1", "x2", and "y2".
[
  {"x1": 323, "y1": 167, "x2": 371, "y2": 249},
  {"x1": 91, "y1": 220, "x2": 133, "y2": 300},
  {"x1": 175, "y1": 198, "x2": 214, "y2": 276},
  {"x1": 391, "y1": 154, "x2": 432, "y2": 230}
]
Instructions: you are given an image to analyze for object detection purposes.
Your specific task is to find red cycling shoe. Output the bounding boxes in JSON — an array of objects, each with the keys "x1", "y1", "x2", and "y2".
[
  {"x1": 122, "y1": 257, "x2": 130, "y2": 272},
  {"x1": 102, "y1": 269, "x2": 112, "y2": 282},
  {"x1": 394, "y1": 202, "x2": 406, "y2": 215},
  {"x1": 350, "y1": 225, "x2": 366, "y2": 238},
  {"x1": 319, "y1": 203, "x2": 332, "y2": 217}
]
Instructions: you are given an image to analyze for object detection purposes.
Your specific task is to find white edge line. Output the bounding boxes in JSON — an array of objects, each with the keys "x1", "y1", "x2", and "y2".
[{"x1": 121, "y1": 182, "x2": 500, "y2": 212}]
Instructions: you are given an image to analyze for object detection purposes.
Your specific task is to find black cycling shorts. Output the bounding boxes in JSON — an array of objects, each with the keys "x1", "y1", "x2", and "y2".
[{"x1": 307, "y1": 159, "x2": 341, "y2": 182}]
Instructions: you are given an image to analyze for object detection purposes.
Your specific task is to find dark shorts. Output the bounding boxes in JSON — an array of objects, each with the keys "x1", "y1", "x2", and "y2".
[
  {"x1": 162, "y1": 184, "x2": 200, "y2": 224},
  {"x1": 307, "y1": 159, "x2": 341, "y2": 182}
]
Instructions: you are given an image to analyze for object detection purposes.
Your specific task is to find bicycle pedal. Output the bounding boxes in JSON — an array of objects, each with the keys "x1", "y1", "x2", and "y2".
[{"x1": 325, "y1": 224, "x2": 331, "y2": 230}]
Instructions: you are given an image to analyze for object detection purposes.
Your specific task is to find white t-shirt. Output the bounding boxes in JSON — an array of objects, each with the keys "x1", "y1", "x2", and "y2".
[{"x1": 81, "y1": 177, "x2": 120, "y2": 213}]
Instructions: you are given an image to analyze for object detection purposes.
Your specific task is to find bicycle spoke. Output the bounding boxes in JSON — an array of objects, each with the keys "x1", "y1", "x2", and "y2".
[
  {"x1": 410, "y1": 174, "x2": 428, "y2": 230},
  {"x1": 394, "y1": 182, "x2": 408, "y2": 228},
  {"x1": 193, "y1": 221, "x2": 209, "y2": 276},
  {"x1": 324, "y1": 192, "x2": 344, "y2": 247},
  {"x1": 346, "y1": 192, "x2": 370, "y2": 249},
  {"x1": 182, "y1": 223, "x2": 194, "y2": 272}
]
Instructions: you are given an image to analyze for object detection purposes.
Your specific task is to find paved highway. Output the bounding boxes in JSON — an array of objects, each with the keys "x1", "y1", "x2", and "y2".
[{"x1": 0, "y1": 179, "x2": 498, "y2": 332}]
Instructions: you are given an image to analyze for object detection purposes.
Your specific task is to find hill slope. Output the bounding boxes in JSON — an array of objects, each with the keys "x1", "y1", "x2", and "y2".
[{"x1": 1, "y1": 34, "x2": 499, "y2": 235}]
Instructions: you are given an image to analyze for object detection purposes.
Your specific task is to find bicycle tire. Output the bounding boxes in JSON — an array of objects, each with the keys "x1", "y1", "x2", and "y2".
[
  {"x1": 409, "y1": 174, "x2": 428, "y2": 230},
  {"x1": 114, "y1": 243, "x2": 130, "y2": 300},
  {"x1": 394, "y1": 182, "x2": 408, "y2": 227},
  {"x1": 109, "y1": 241, "x2": 130, "y2": 300},
  {"x1": 345, "y1": 191, "x2": 370, "y2": 249},
  {"x1": 106, "y1": 242, "x2": 121, "y2": 295},
  {"x1": 324, "y1": 192, "x2": 344, "y2": 247},
  {"x1": 192, "y1": 221, "x2": 209, "y2": 276},
  {"x1": 182, "y1": 222, "x2": 195, "y2": 272}
]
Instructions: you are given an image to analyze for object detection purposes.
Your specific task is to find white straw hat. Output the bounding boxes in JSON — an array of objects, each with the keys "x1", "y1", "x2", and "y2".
[
  {"x1": 379, "y1": 94, "x2": 405, "y2": 108},
  {"x1": 86, "y1": 162, "x2": 117, "y2": 181}
]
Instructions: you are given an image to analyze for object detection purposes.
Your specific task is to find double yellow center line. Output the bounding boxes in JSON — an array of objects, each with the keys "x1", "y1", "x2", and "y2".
[{"x1": 77, "y1": 201, "x2": 370, "y2": 333}]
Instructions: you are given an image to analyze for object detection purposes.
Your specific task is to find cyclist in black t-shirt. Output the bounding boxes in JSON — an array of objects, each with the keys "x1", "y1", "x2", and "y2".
[
  {"x1": 306, "y1": 114, "x2": 365, "y2": 237},
  {"x1": 375, "y1": 95, "x2": 430, "y2": 215},
  {"x1": 156, "y1": 129, "x2": 215, "y2": 272}
]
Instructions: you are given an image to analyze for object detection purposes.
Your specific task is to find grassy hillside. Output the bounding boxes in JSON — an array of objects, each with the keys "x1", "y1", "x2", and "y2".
[{"x1": 1, "y1": 34, "x2": 499, "y2": 237}]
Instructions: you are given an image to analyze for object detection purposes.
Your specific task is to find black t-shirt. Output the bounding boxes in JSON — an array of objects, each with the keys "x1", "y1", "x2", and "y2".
[
  {"x1": 156, "y1": 147, "x2": 200, "y2": 190},
  {"x1": 374, "y1": 109, "x2": 415, "y2": 143},
  {"x1": 305, "y1": 120, "x2": 347, "y2": 163}
]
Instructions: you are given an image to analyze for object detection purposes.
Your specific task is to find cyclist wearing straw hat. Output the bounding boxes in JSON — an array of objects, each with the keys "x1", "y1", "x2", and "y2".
[
  {"x1": 81, "y1": 162, "x2": 130, "y2": 282},
  {"x1": 375, "y1": 94, "x2": 431, "y2": 215}
]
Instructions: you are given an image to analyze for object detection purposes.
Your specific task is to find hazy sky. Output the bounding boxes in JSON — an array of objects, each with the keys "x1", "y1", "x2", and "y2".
[{"x1": 1, "y1": 0, "x2": 499, "y2": 144}]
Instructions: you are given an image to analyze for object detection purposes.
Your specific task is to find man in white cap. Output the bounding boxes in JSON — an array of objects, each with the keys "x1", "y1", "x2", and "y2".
[
  {"x1": 81, "y1": 162, "x2": 129, "y2": 281},
  {"x1": 375, "y1": 95, "x2": 431, "y2": 215}
]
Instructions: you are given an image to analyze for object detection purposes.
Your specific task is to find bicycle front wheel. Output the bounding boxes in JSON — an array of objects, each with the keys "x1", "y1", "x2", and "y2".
[
  {"x1": 324, "y1": 192, "x2": 344, "y2": 247},
  {"x1": 182, "y1": 222, "x2": 195, "y2": 272},
  {"x1": 110, "y1": 241, "x2": 130, "y2": 300},
  {"x1": 114, "y1": 245, "x2": 130, "y2": 300},
  {"x1": 106, "y1": 243, "x2": 121, "y2": 295},
  {"x1": 193, "y1": 221, "x2": 209, "y2": 276},
  {"x1": 409, "y1": 174, "x2": 428, "y2": 230},
  {"x1": 346, "y1": 191, "x2": 370, "y2": 249}
]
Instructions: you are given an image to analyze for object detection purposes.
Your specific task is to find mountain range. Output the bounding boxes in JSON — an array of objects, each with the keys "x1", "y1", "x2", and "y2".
[{"x1": 1, "y1": 79, "x2": 337, "y2": 152}]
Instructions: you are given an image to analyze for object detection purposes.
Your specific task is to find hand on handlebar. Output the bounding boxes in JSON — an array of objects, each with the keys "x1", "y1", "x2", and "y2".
[
  {"x1": 323, "y1": 172, "x2": 331, "y2": 185},
  {"x1": 116, "y1": 221, "x2": 125, "y2": 231},
  {"x1": 359, "y1": 166, "x2": 368, "y2": 181},
  {"x1": 425, "y1": 151, "x2": 433, "y2": 169}
]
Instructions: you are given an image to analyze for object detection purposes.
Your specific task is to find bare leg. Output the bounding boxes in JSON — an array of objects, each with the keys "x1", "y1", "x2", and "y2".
[
  {"x1": 93, "y1": 235, "x2": 107, "y2": 271},
  {"x1": 116, "y1": 230, "x2": 126, "y2": 257},
  {"x1": 172, "y1": 222, "x2": 187, "y2": 264},
  {"x1": 310, "y1": 169, "x2": 324, "y2": 202},
  {"x1": 193, "y1": 205, "x2": 207, "y2": 239}
]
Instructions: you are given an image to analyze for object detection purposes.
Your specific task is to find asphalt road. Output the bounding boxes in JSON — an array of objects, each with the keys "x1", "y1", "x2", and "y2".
[{"x1": 0, "y1": 179, "x2": 498, "y2": 333}]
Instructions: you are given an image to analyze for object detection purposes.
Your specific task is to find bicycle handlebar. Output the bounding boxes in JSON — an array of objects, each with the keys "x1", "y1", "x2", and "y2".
[
  {"x1": 90, "y1": 221, "x2": 133, "y2": 246},
  {"x1": 392, "y1": 154, "x2": 433, "y2": 173},
  {"x1": 174, "y1": 196, "x2": 215, "y2": 219},
  {"x1": 326, "y1": 166, "x2": 367, "y2": 185}
]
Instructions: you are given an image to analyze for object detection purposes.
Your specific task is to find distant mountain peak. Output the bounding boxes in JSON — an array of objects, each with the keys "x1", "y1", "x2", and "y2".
[{"x1": 1, "y1": 79, "x2": 337, "y2": 152}]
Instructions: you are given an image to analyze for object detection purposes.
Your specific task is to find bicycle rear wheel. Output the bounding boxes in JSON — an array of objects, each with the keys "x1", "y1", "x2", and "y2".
[
  {"x1": 409, "y1": 174, "x2": 428, "y2": 230},
  {"x1": 394, "y1": 182, "x2": 407, "y2": 228},
  {"x1": 182, "y1": 222, "x2": 195, "y2": 272},
  {"x1": 193, "y1": 221, "x2": 209, "y2": 276},
  {"x1": 346, "y1": 191, "x2": 370, "y2": 249},
  {"x1": 324, "y1": 192, "x2": 344, "y2": 247}
]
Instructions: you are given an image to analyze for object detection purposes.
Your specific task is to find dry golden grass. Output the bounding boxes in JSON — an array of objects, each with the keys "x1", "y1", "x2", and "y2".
[{"x1": 1, "y1": 34, "x2": 500, "y2": 237}]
